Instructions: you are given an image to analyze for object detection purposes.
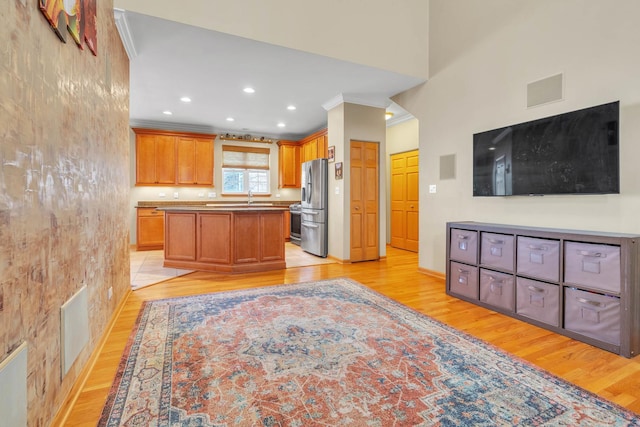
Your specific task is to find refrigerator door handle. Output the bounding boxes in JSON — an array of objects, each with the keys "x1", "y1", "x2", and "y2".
[{"x1": 301, "y1": 187, "x2": 306, "y2": 203}]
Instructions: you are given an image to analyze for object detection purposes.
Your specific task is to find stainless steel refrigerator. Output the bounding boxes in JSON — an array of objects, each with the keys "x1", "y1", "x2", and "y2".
[{"x1": 301, "y1": 158, "x2": 328, "y2": 257}]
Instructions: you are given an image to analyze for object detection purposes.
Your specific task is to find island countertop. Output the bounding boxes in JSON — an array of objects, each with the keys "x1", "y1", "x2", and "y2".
[{"x1": 156, "y1": 204, "x2": 288, "y2": 212}]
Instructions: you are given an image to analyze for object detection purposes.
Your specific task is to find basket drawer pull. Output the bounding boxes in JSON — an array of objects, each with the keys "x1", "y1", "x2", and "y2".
[
  {"x1": 578, "y1": 250, "x2": 605, "y2": 258},
  {"x1": 577, "y1": 297, "x2": 603, "y2": 307}
]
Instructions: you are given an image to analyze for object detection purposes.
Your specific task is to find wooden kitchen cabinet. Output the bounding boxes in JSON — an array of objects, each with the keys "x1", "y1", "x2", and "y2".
[
  {"x1": 283, "y1": 209, "x2": 291, "y2": 241},
  {"x1": 136, "y1": 207, "x2": 165, "y2": 250},
  {"x1": 277, "y1": 140, "x2": 301, "y2": 188},
  {"x1": 134, "y1": 128, "x2": 216, "y2": 186},
  {"x1": 136, "y1": 133, "x2": 176, "y2": 185},
  {"x1": 177, "y1": 137, "x2": 214, "y2": 185},
  {"x1": 300, "y1": 129, "x2": 328, "y2": 162},
  {"x1": 316, "y1": 134, "x2": 327, "y2": 159}
]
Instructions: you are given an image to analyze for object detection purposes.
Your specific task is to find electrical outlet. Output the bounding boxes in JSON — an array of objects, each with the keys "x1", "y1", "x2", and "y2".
[
  {"x1": 108, "y1": 287, "x2": 113, "y2": 301},
  {"x1": 429, "y1": 184, "x2": 437, "y2": 194},
  {"x1": 275, "y1": 193, "x2": 281, "y2": 198},
  {"x1": 208, "y1": 192, "x2": 217, "y2": 198},
  {"x1": 158, "y1": 192, "x2": 166, "y2": 198},
  {"x1": 198, "y1": 192, "x2": 205, "y2": 198},
  {"x1": 173, "y1": 192, "x2": 179, "y2": 199}
]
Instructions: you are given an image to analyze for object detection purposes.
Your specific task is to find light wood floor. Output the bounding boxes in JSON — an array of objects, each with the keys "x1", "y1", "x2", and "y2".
[{"x1": 60, "y1": 246, "x2": 640, "y2": 425}]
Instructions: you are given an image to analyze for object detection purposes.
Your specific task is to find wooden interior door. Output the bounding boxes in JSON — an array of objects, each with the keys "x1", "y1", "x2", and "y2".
[
  {"x1": 350, "y1": 141, "x2": 379, "y2": 262},
  {"x1": 390, "y1": 150, "x2": 419, "y2": 252}
]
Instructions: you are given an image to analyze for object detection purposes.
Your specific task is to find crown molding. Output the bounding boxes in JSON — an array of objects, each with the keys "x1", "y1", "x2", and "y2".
[
  {"x1": 386, "y1": 112, "x2": 415, "y2": 127},
  {"x1": 129, "y1": 120, "x2": 217, "y2": 135},
  {"x1": 322, "y1": 94, "x2": 392, "y2": 111},
  {"x1": 113, "y1": 9, "x2": 138, "y2": 60}
]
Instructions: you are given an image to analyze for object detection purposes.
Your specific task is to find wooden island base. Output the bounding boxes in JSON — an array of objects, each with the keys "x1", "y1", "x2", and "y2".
[{"x1": 159, "y1": 206, "x2": 286, "y2": 274}]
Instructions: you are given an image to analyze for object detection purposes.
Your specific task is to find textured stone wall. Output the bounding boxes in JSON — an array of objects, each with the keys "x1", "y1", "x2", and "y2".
[{"x1": 0, "y1": 2, "x2": 130, "y2": 426}]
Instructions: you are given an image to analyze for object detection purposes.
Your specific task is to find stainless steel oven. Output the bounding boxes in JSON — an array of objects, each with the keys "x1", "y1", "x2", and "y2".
[{"x1": 289, "y1": 203, "x2": 301, "y2": 246}]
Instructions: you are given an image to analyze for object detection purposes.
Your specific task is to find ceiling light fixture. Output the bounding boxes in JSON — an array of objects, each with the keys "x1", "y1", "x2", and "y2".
[
  {"x1": 163, "y1": 110, "x2": 172, "y2": 115},
  {"x1": 287, "y1": 105, "x2": 296, "y2": 111},
  {"x1": 180, "y1": 97, "x2": 191, "y2": 103},
  {"x1": 226, "y1": 117, "x2": 235, "y2": 122},
  {"x1": 277, "y1": 123, "x2": 285, "y2": 128},
  {"x1": 385, "y1": 112, "x2": 394, "y2": 120},
  {"x1": 243, "y1": 87, "x2": 255, "y2": 94}
]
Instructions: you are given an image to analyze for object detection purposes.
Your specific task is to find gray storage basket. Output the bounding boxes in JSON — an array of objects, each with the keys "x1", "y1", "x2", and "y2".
[
  {"x1": 516, "y1": 236, "x2": 560, "y2": 282},
  {"x1": 480, "y1": 269, "x2": 515, "y2": 311},
  {"x1": 450, "y1": 261, "x2": 479, "y2": 300},
  {"x1": 450, "y1": 229, "x2": 478, "y2": 265},
  {"x1": 565, "y1": 287, "x2": 620, "y2": 346},
  {"x1": 516, "y1": 277, "x2": 560, "y2": 327},
  {"x1": 564, "y1": 242, "x2": 621, "y2": 293},
  {"x1": 480, "y1": 232, "x2": 514, "y2": 272}
]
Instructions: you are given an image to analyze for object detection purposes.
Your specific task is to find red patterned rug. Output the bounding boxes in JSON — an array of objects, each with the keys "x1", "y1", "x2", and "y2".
[{"x1": 99, "y1": 278, "x2": 639, "y2": 426}]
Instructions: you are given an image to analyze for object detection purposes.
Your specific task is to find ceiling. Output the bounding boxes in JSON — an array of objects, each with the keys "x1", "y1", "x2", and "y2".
[{"x1": 114, "y1": 10, "x2": 425, "y2": 140}]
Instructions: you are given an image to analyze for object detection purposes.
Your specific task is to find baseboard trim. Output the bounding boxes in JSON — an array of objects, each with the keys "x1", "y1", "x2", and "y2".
[
  {"x1": 51, "y1": 288, "x2": 133, "y2": 427},
  {"x1": 328, "y1": 254, "x2": 349, "y2": 264},
  {"x1": 418, "y1": 267, "x2": 445, "y2": 281}
]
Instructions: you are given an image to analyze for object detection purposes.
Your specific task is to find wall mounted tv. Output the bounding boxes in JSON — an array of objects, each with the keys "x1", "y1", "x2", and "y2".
[{"x1": 473, "y1": 101, "x2": 619, "y2": 197}]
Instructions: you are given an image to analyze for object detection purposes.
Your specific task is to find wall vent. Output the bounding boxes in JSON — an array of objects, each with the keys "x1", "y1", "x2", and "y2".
[
  {"x1": 439, "y1": 154, "x2": 456, "y2": 180},
  {"x1": 0, "y1": 342, "x2": 28, "y2": 427},
  {"x1": 61, "y1": 285, "x2": 89, "y2": 376},
  {"x1": 527, "y1": 73, "x2": 563, "y2": 108}
]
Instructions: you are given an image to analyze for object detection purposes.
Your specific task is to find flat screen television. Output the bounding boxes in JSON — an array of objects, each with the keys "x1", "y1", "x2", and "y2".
[{"x1": 473, "y1": 101, "x2": 619, "y2": 196}]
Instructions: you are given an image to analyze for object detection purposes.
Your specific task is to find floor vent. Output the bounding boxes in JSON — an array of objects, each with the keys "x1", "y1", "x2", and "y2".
[{"x1": 0, "y1": 342, "x2": 28, "y2": 427}]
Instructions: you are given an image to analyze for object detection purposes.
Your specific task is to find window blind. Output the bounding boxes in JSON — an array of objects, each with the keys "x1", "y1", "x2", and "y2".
[{"x1": 222, "y1": 145, "x2": 270, "y2": 170}]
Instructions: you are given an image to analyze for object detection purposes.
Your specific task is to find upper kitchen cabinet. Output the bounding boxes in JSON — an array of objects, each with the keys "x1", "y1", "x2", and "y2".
[
  {"x1": 177, "y1": 137, "x2": 214, "y2": 186},
  {"x1": 300, "y1": 129, "x2": 328, "y2": 163},
  {"x1": 134, "y1": 128, "x2": 216, "y2": 186},
  {"x1": 136, "y1": 132, "x2": 176, "y2": 185},
  {"x1": 277, "y1": 140, "x2": 301, "y2": 188}
]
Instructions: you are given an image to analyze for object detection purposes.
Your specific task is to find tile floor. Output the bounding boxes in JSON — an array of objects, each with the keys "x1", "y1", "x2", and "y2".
[{"x1": 130, "y1": 243, "x2": 335, "y2": 290}]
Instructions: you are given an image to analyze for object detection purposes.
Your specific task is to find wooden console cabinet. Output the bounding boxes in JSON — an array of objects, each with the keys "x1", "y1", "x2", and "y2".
[
  {"x1": 161, "y1": 207, "x2": 286, "y2": 273},
  {"x1": 446, "y1": 221, "x2": 640, "y2": 357}
]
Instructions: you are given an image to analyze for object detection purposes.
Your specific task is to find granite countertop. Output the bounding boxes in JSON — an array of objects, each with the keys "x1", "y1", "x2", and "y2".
[
  {"x1": 136, "y1": 200, "x2": 298, "y2": 208},
  {"x1": 155, "y1": 204, "x2": 289, "y2": 212}
]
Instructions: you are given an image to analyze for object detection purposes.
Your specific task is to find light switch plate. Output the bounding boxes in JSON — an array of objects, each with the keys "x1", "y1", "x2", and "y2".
[
  {"x1": 429, "y1": 184, "x2": 437, "y2": 194},
  {"x1": 335, "y1": 186, "x2": 340, "y2": 195}
]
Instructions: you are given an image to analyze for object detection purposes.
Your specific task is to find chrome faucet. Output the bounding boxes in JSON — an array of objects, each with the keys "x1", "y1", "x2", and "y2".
[{"x1": 248, "y1": 189, "x2": 253, "y2": 205}]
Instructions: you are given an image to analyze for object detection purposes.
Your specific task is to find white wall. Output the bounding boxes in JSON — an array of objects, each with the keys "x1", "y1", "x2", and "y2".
[
  {"x1": 385, "y1": 118, "x2": 419, "y2": 242},
  {"x1": 394, "y1": 0, "x2": 640, "y2": 273},
  {"x1": 113, "y1": 0, "x2": 429, "y2": 79},
  {"x1": 328, "y1": 103, "x2": 387, "y2": 261}
]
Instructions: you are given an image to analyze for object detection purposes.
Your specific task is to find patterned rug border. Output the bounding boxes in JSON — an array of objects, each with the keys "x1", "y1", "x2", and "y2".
[{"x1": 101, "y1": 277, "x2": 640, "y2": 425}]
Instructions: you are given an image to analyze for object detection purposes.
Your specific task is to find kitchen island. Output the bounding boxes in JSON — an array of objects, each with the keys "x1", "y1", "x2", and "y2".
[{"x1": 157, "y1": 205, "x2": 287, "y2": 273}]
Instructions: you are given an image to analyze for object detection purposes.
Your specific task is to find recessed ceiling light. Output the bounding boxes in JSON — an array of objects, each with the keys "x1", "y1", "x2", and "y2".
[
  {"x1": 180, "y1": 97, "x2": 191, "y2": 103},
  {"x1": 277, "y1": 123, "x2": 286, "y2": 128},
  {"x1": 226, "y1": 117, "x2": 235, "y2": 122},
  {"x1": 287, "y1": 105, "x2": 296, "y2": 111},
  {"x1": 243, "y1": 87, "x2": 255, "y2": 94},
  {"x1": 385, "y1": 112, "x2": 394, "y2": 120},
  {"x1": 163, "y1": 110, "x2": 172, "y2": 115}
]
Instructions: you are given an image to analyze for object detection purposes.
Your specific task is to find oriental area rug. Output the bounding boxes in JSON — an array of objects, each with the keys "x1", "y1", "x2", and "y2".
[{"x1": 99, "y1": 278, "x2": 640, "y2": 426}]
